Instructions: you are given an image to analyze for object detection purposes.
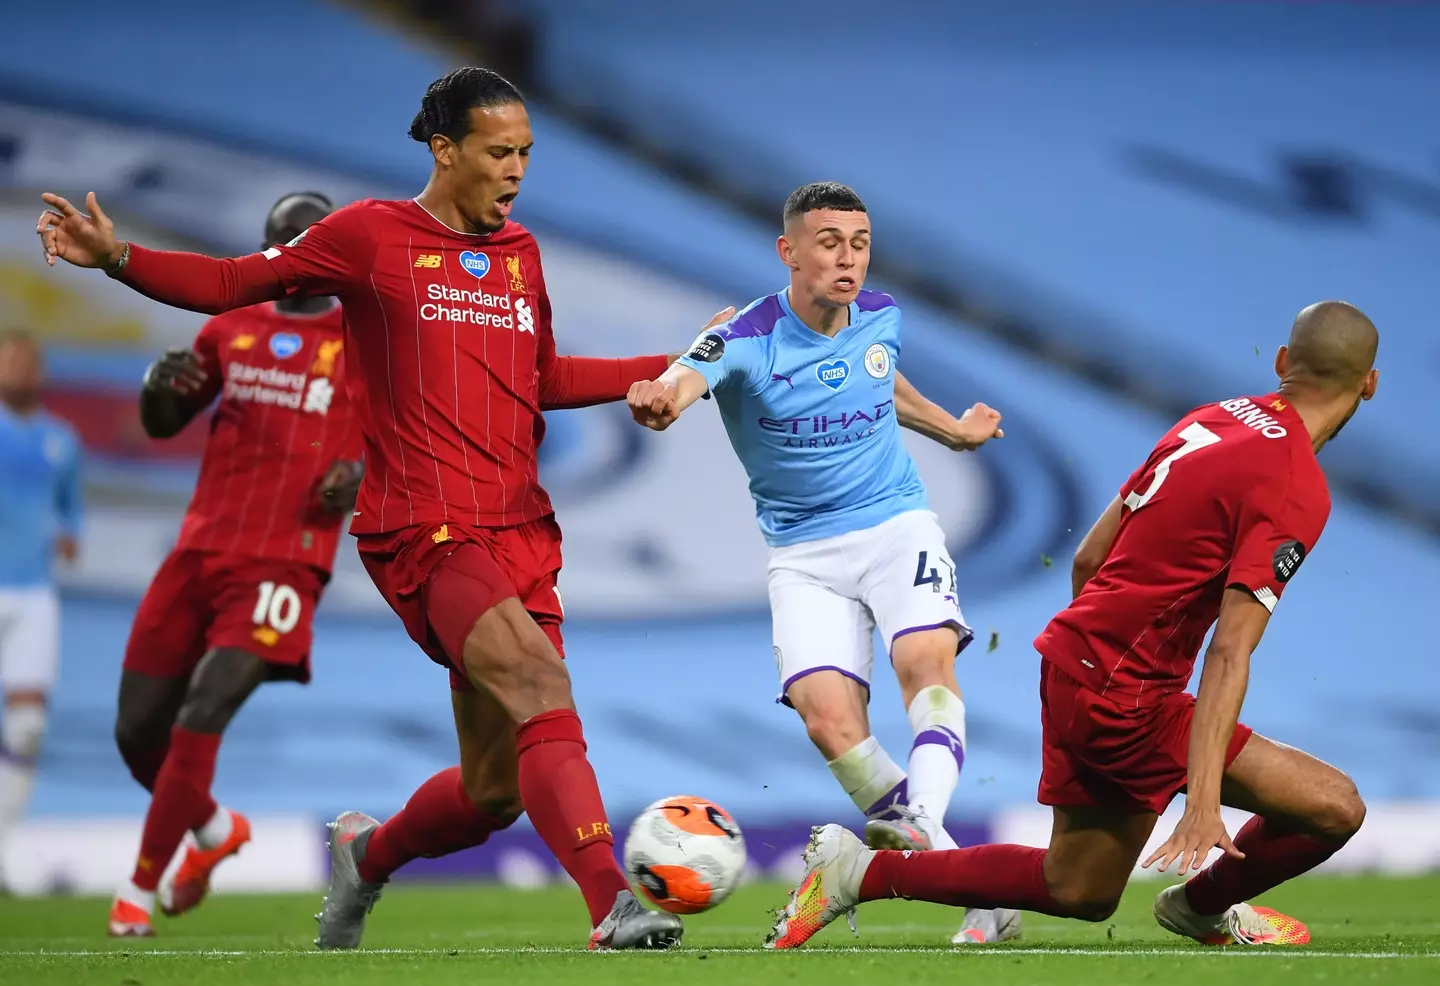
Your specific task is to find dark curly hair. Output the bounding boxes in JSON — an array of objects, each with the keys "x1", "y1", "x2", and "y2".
[{"x1": 409, "y1": 67, "x2": 525, "y2": 144}]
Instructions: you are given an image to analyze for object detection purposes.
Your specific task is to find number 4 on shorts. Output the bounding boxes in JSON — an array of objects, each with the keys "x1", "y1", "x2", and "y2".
[{"x1": 914, "y1": 551, "x2": 943, "y2": 589}]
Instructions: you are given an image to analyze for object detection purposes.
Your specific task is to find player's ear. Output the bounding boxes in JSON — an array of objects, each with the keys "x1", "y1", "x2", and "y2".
[
  {"x1": 430, "y1": 133, "x2": 455, "y2": 167},
  {"x1": 1273, "y1": 345, "x2": 1289, "y2": 380},
  {"x1": 776, "y1": 234, "x2": 795, "y2": 269},
  {"x1": 1362, "y1": 367, "x2": 1379, "y2": 400}
]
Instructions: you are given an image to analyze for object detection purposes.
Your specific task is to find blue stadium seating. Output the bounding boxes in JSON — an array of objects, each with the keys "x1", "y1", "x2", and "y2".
[{"x1": 2, "y1": 1, "x2": 1437, "y2": 826}]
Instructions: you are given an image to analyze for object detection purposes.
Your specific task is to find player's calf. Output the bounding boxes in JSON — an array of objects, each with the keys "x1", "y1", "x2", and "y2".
[
  {"x1": 114, "y1": 671, "x2": 189, "y2": 790},
  {"x1": 891, "y1": 628, "x2": 967, "y2": 845}
]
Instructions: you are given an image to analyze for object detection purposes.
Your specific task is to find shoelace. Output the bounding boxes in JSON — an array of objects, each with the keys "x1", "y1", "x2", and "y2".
[{"x1": 1226, "y1": 905, "x2": 1278, "y2": 944}]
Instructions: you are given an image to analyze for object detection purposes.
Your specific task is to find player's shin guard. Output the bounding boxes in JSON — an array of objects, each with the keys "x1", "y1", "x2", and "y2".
[
  {"x1": 0, "y1": 704, "x2": 45, "y2": 855},
  {"x1": 131, "y1": 727, "x2": 221, "y2": 891},
  {"x1": 859, "y1": 844, "x2": 1059, "y2": 913},
  {"x1": 1184, "y1": 815, "x2": 1343, "y2": 916},
  {"x1": 827, "y1": 736, "x2": 908, "y2": 820},
  {"x1": 515, "y1": 710, "x2": 629, "y2": 926},
  {"x1": 906, "y1": 685, "x2": 966, "y2": 840},
  {"x1": 357, "y1": 766, "x2": 510, "y2": 884}
]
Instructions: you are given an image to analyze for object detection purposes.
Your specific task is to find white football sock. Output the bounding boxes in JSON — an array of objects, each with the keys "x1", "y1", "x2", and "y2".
[
  {"x1": 194, "y1": 806, "x2": 234, "y2": 851},
  {"x1": 826, "y1": 736, "x2": 908, "y2": 819},
  {"x1": 0, "y1": 704, "x2": 45, "y2": 859},
  {"x1": 117, "y1": 879, "x2": 156, "y2": 914},
  {"x1": 906, "y1": 685, "x2": 967, "y2": 844}
]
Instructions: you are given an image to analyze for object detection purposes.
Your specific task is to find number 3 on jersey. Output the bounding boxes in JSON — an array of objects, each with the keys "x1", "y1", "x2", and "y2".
[
  {"x1": 252, "y1": 580, "x2": 302, "y2": 635},
  {"x1": 1123, "y1": 421, "x2": 1221, "y2": 511}
]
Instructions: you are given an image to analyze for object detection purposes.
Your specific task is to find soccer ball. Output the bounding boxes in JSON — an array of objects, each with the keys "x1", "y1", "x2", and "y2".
[{"x1": 623, "y1": 795, "x2": 747, "y2": 914}]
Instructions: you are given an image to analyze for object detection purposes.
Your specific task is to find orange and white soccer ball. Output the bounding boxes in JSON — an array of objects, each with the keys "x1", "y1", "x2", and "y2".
[{"x1": 623, "y1": 795, "x2": 747, "y2": 914}]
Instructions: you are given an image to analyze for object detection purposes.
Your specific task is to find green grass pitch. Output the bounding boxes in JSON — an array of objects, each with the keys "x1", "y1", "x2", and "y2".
[{"x1": 3, "y1": 876, "x2": 1438, "y2": 985}]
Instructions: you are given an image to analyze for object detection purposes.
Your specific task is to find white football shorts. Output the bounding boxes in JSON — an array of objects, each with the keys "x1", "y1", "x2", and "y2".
[
  {"x1": 0, "y1": 586, "x2": 61, "y2": 693},
  {"x1": 768, "y1": 510, "x2": 972, "y2": 705}
]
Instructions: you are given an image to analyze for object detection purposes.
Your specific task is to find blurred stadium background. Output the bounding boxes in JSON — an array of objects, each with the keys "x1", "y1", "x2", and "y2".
[{"x1": 1, "y1": 0, "x2": 1437, "y2": 897}]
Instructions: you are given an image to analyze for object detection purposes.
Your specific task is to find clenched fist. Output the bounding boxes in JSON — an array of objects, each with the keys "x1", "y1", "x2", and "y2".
[
  {"x1": 628, "y1": 379, "x2": 680, "y2": 431},
  {"x1": 948, "y1": 402, "x2": 1004, "y2": 451}
]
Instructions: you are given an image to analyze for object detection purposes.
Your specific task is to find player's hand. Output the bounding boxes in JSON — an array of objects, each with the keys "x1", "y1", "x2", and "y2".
[
  {"x1": 948, "y1": 402, "x2": 1004, "y2": 451},
  {"x1": 1143, "y1": 807, "x2": 1244, "y2": 875},
  {"x1": 54, "y1": 535, "x2": 79, "y2": 565},
  {"x1": 317, "y1": 459, "x2": 364, "y2": 514},
  {"x1": 36, "y1": 192, "x2": 127, "y2": 270},
  {"x1": 628, "y1": 379, "x2": 681, "y2": 431},
  {"x1": 143, "y1": 349, "x2": 209, "y2": 396}
]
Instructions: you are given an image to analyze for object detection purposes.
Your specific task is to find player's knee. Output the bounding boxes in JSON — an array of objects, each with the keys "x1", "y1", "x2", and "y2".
[
  {"x1": 114, "y1": 712, "x2": 164, "y2": 760},
  {"x1": 2, "y1": 703, "x2": 47, "y2": 761},
  {"x1": 890, "y1": 629, "x2": 958, "y2": 691},
  {"x1": 462, "y1": 611, "x2": 572, "y2": 716},
  {"x1": 1047, "y1": 881, "x2": 1122, "y2": 922},
  {"x1": 801, "y1": 708, "x2": 867, "y2": 759},
  {"x1": 1317, "y1": 774, "x2": 1366, "y2": 843}
]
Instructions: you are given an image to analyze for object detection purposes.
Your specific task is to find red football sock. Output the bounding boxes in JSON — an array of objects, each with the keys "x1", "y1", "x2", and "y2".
[
  {"x1": 121, "y1": 742, "x2": 169, "y2": 792},
  {"x1": 859, "y1": 844, "x2": 1059, "y2": 913},
  {"x1": 515, "y1": 709, "x2": 628, "y2": 926},
  {"x1": 131, "y1": 727, "x2": 221, "y2": 891},
  {"x1": 1184, "y1": 816, "x2": 1341, "y2": 915},
  {"x1": 358, "y1": 766, "x2": 508, "y2": 883}
]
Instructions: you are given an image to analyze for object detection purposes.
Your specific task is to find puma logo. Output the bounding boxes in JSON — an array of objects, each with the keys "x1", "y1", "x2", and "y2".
[{"x1": 771, "y1": 373, "x2": 794, "y2": 389}]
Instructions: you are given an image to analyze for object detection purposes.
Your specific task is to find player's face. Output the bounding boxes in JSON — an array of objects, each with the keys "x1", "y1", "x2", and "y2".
[
  {"x1": 781, "y1": 210, "x2": 871, "y2": 308},
  {"x1": 445, "y1": 102, "x2": 533, "y2": 232},
  {"x1": 0, "y1": 338, "x2": 43, "y2": 408}
]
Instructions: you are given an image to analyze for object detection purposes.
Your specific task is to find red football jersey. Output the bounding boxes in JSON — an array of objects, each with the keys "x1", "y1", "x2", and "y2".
[
  {"x1": 1035, "y1": 394, "x2": 1331, "y2": 707},
  {"x1": 173, "y1": 302, "x2": 362, "y2": 572},
  {"x1": 257, "y1": 199, "x2": 666, "y2": 535}
]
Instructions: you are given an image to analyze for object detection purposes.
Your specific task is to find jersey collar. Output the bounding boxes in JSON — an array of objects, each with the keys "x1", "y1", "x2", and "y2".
[{"x1": 778, "y1": 288, "x2": 859, "y2": 346}]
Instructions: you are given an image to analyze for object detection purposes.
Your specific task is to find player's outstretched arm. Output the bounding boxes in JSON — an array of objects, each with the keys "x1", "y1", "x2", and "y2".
[
  {"x1": 37, "y1": 193, "x2": 284, "y2": 314},
  {"x1": 627, "y1": 363, "x2": 709, "y2": 431},
  {"x1": 139, "y1": 348, "x2": 216, "y2": 439},
  {"x1": 893, "y1": 372, "x2": 1003, "y2": 451},
  {"x1": 1145, "y1": 587, "x2": 1271, "y2": 875},
  {"x1": 1072, "y1": 496, "x2": 1124, "y2": 597}
]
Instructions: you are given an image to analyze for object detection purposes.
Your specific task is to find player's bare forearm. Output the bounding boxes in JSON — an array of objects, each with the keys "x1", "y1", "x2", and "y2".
[
  {"x1": 1187, "y1": 587, "x2": 1270, "y2": 808},
  {"x1": 894, "y1": 372, "x2": 959, "y2": 446},
  {"x1": 1072, "y1": 496, "x2": 1124, "y2": 597},
  {"x1": 1187, "y1": 645, "x2": 1249, "y2": 811},
  {"x1": 538, "y1": 354, "x2": 669, "y2": 410},
  {"x1": 628, "y1": 363, "x2": 708, "y2": 431}
]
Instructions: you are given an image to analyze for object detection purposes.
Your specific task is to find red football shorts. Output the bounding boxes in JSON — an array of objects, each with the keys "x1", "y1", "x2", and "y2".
[
  {"x1": 1037, "y1": 659, "x2": 1254, "y2": 815},
  {"x1": 123, "y1": 550, "x2": 328, "y2": 683},
  {"x1": 355, "y1": 515, "x2": 565, "y2": 691}
]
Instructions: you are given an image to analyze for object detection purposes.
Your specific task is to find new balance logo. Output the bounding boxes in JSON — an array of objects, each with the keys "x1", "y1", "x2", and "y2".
[{"x1": 414, "y1": 254, "x2": 442, "y2": 268}]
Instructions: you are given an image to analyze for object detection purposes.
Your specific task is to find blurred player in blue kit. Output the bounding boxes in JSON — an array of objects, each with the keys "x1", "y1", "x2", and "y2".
[
  {"x1": 626, "y1": 183, "x2": 1014, "y2": 944},
  {"x1": 0, "y1": 328, "x2": 82, "y2": 889}
]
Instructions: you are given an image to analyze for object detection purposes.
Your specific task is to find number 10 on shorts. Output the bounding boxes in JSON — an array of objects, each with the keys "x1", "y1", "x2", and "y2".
[{"x1": 252, "y1": 581, "x2": 302, "y2": 634}]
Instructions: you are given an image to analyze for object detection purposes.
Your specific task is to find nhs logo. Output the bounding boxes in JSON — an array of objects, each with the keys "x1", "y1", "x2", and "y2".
[
  {"x1": 458, "y1": 251, "x2": 491, "y2": 279},
  {"x1": 816, "y1": 359, "x2": 850, "y2": 390}
]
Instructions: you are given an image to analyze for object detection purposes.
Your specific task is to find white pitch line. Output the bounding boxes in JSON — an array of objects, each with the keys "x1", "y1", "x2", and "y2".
[{"x1": 5, "y1": 947, "x2": 1437, "y2": 959}]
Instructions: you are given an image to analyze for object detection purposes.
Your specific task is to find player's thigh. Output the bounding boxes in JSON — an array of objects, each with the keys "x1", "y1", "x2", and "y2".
[
  {"x1": 861, "y1": 512, "x2": 971, "y2": 677},
  {"x1": 207, "y1": 559, "x2": 325, "y2": 684},
  {"x1": 0, "y1": 586, "x2": 60, "y2": 698},
  {"x1": 1222, "y1": 731, "x2": 1366, "y2": 843},
  {"x1": 1043, "y1": 804, "x2": 1159, "y2": 920},
  {"x1": 451, "y1": 685, "x2": 523, "y2": 821},
  {"x1": 769, "y1": 560, "x2": 874, "y2": 718},
  {"x1": 421, "y1": 540, "x2": 571, "y2": 720},
  {"x1": 122, "y1": 552, "x2": 210, "y2": 681}
]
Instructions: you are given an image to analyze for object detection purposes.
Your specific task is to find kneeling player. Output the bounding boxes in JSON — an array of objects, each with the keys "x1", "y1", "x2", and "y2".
[
  {"x1": 767, "y1": 301, "x2": 1377, "y2": 948},
  {"x1": 628, "y1": 183, "x2": 1014, "y2": 944},
  {"x1": 108, "y1": 193, "x2": 362, "y2": 936}
]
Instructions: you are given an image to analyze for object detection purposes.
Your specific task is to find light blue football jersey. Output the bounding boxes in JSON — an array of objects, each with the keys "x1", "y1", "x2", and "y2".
[
  {"x1": 0, "y1": 404, "x2": 82, "y2": 588},
  {"x1": 676, "y1": 289, "x2": 926, "y2": 547}
]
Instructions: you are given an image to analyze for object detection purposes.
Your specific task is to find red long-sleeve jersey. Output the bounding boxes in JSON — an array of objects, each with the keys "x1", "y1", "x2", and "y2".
[{"x1": 120, "y1": 199, "x2": 667, "y2": 534}]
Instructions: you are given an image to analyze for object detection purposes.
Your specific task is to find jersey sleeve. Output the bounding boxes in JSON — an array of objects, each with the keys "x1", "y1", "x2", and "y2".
[
  {"x1": 262, "y1": 202, "x2": 378, "y2": 298},
  {"x1": 675, "y1": 324, "x2": 760, "y2": 396},
  {"x1": 1226, "y1": 470, "x2": 1329, "y2": 613}
]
